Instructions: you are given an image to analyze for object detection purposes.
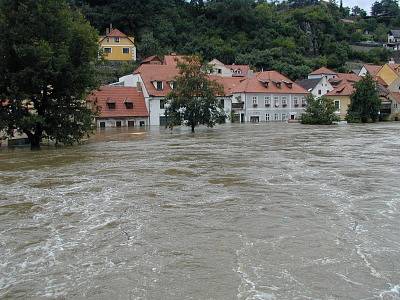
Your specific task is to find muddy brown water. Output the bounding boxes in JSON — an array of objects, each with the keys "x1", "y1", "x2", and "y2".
[{"x1": 1, "y1": 123, "x2": 400, "y2": 299}]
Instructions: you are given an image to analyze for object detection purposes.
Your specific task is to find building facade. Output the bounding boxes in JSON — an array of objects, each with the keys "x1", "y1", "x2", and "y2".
[{"x1": 99, "y1": 26, "x2": 136, "y2": 61}]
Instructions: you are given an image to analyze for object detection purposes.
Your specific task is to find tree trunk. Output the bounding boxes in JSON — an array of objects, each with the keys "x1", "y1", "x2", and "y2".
[
  {"x1": 191, "y1": 124, "x2": 195, "y2": 133},
  {"x1": 30, "y1": 133, "x2": 42, "y2": 150}
]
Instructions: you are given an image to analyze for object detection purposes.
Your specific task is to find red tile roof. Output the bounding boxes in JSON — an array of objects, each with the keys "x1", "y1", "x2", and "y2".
[
  {"x1": 310, "y1": 67, "x2": 337, "y2": 76},
  {"x1": 226, "y1": 64, "x2": 251, "y2": 77},
  {"x1": 107, "y1": 29, "x2": 127, "y2": 38},
  {"x1": 209, "y1": 76, "x2": 246, "y2": 96},
  {"x1": 363, "y1": 64, "x2": 382, "y2": 76},
  {"x1": 88, "y1": 86, "x2": 148, "y2": 118},
  {"x1": 134, "y1": 64, "x2": 180, "y2": 97},
  {"x1": 141, "y1": 55, "x2": 162, "y2": 65},
  {"x1": 374, "y1": 75, "x2": 388, "y2": 87},
  {"x1": 326, "y1": 82, "x2": 355, "y2": 97},
  {"x1": 329, "y1": 73, "x2": 361, "y2": 86},
  {"x1": 231, "y1": 71, "x2": 308, "y2": 94},
  {"x1": 389, "y1": 92, "x2": 400, "y2": 104},
  {"x1": 163, "y1": 54, "x2": 186, "y2": 66}
]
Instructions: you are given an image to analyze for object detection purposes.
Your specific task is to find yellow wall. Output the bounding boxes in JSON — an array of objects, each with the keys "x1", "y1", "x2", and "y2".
[
  {"x1": 376, "y1": 64, "x2": 399, "y2": 86},
  {"x1": 100, "y1": 36, "x2": 136, "y2": 61},
  {"x1": 328, "y1": 95, "x2": 351, "y2": 120}
]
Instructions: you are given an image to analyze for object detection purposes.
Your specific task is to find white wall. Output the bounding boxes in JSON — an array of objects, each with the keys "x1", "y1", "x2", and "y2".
[
  {"x1": 308, "y1": 74, "x2": 336, "y2": 80},
  {"x1": 311, "y1": 77, "x2": 334, "y2": 98}
]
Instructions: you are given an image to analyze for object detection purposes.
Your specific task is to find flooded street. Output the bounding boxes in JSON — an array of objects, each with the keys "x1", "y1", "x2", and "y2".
[{"x1": 1, "y1": 123, "x2": 400, "y2": 299}]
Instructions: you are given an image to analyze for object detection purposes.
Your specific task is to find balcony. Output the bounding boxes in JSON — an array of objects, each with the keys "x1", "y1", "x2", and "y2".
[
  {"x1": 253, "y1": 104, "x2": 258, "y2": 108},
  {"x1": 232, "y1": 102, "x2": 244, "y2": 110},
  {"x1": 282, "y1": 104, "x2": 287, "y2": 107}
]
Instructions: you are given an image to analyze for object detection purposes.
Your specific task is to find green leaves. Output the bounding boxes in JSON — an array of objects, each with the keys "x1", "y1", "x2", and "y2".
[
  {"x1": 301, "y1": 95, "x2": 340, "y2": 125},
  {"x1": 0, "y1": 0, "x2": 99, "y2": 148},
  {"x1": 347, "y1": 74, "x2": 381, "y2": 123},
  {"x1": 164, "y1": 55, "x2": 225, "y2": 132}
]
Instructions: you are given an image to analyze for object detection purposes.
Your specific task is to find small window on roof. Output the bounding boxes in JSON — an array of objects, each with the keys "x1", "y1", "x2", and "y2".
[
  {"x1": 115, "y1": 37, "x2": 120, "y2": 43},
  {"x1": 125, "y1": 101, "x2": 133, "y2": 109},
  {"x1": 107, "y1": 102, "x2": 116, "y2": 109},
  {"x1": 156, "y1": 81, "x2": 163, "y2": 91}
]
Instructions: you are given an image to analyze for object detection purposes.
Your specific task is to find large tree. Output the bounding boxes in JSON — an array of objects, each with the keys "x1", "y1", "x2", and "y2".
[
  {"x1": 347, "y1": 74, "x2": 381, "y2": 123},
  {"x1": 301, "y1": 95, "x2": 340, "y2": 125},
  {"x1": 0, "y1": 0, "x2": 99, "y2": 149},
  {"x1": 165, "y1": 56, "x2": 225, "y2": 133}
]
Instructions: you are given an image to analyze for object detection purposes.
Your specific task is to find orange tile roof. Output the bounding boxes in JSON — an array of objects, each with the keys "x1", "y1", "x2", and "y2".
[
  {"x1": 310, "y1": 67, "x2": 337, "y2": 75},
  {"x1": 141, "y1": 55, "x2": 162, "y2": 65},
  {"x1": 326, "y1": 82, "x2": 355, "y2": 97},
  {"x1": 389, "y1": 92, "x2": 400, "y2": 104},
  {"x1": 88, "y1": 86, "x2": 148, "y2": 118},
  {"x1": 329, "y1": 73, "x2": 361, "y2": 86},
  {"x1": 209, "y1": 76, "x2": 246, "y2": 96},
  {"x1": 107, "y1": 29, "x2": 127, "y2": 38},
  {"x1": 163, "y1": 54, "x2": 186, "y2": 66},
  {"x1": 134, "y1": 64, "x2": 180, "y2": 97},
  {"x1": 231, "y1": 71, "x2": 308, "y2": 94},
  {"x1": 226, "y1": 64, "x2": 251, "y2": 77},
  {"x1": 363, "y1": 64, "x2": 382, "y2": 76}
]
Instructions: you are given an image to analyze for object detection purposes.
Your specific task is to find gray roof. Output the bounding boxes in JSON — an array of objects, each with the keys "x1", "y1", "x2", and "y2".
[
  {"x1": 390, "y1": 30, "x2": 400, "y2": 38},
  {"x1": 295, "y1": 78, "x2": 321, "y2": 91}
]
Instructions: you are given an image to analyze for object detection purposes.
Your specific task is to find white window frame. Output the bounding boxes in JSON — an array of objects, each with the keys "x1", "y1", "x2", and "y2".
[
  {"x1": 282, "y1": 96, "x2": 287, "y2": 107},
  {"x1": 274, "y1": 96, "x2": 279, "y2": 107},
  {"x1": 334, "y1": 100, "x2": 340, "y2": 111},
  {"x1": 252, "y1": 96, "x2": 258, "y2": 106},
  {"x1": 274, "y1": 113, "x2": 279, "y2": 121},
  {"x1": 266, "y1": 113, "x2": 270, "y2": 121},
  {"x1": 122, "y1": 47, "x2": 130, "y2": 54},
  {"x1": 264, "y1": 96, "x2": 271, "y2": 107},
  {"x1": 104, "y1": 47, "x2": 112, "y2": 54},
  {"x1": 114, "y1": 37, "x2": 120, "y2": 43}
]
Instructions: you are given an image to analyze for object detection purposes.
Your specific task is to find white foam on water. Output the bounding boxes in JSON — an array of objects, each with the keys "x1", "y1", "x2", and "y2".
[
  {"x1": 336, "y1": 273, "x2": 363, "y2": 286},
  {"x1": 379, "y1": 284, "x2": 400, "y2": 299},
  {"x1": 356, "y1": 244, "x2": 382, "y2": 279}
]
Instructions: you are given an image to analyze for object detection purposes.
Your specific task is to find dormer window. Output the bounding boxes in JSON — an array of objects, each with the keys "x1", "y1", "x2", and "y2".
[
  {"x1": 125, "y1": 100, "x2": 133, "y2": 109},
  {"x1": 107, "y1": 103, "x2": 116, "y2": 109},
  {"x1": 156, "y1": 81, "x2": 163, "y2": 91},
  {"x1": 114, "y1": 37, "x2": 120, "y2": 43},
  {"x1": 169, "y1": 81, "x2": 176, "y2": 90}
]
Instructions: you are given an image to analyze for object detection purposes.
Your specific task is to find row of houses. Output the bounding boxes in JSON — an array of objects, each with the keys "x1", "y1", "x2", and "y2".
[
  {"x1": 90, "y1": 53, "x2": 311, "y2": 127},
  {"x1": 90, "y1": 52, "x2": 400, "y2": 128}
]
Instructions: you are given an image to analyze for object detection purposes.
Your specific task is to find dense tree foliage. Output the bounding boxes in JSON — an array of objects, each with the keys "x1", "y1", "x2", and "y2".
[
  {"x1": 347, "y1": 74, "x2": 381, "y2": 123},
  {"x1": 70, "y1": 0, "x2": 398, "y2": 80},
  {"x1": 0, "y1": 0, "x2": 99, "y2": 149},
  {"x1": 165, "y1": 56, "x2": 225, "y2": 132},
  {"x1": 301, "y1": 95, "x2": 340, "y2": 125}
]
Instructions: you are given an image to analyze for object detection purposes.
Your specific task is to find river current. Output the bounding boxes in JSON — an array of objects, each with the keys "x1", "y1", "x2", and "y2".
[{"x1": 1, "y1": 123, "x2": 400, "y2": 299}]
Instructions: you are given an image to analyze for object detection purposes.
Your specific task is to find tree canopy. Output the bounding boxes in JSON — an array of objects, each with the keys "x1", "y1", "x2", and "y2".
[
  {"x1": 0, "y1": 0, "x2": 99, "y2": 149},
  {"x1": 301, "y1": 95, "x2": 340, "y2": 125},
  {"x1": 165, "y1": 56, "x2": 225, "y2": 133},
  {"x1": 70, "y1": 0, "x2": 396, "y2": 80},
  {"x1": 347, "y1": 74, "x2": 381, "y2": 123}
]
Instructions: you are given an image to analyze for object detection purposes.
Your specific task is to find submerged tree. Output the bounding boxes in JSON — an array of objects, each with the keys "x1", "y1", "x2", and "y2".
[
  {"x1": 0, "y1": 0, "x2": 99, "y2": 149},
  {"x1": 165, "y1": 55, "x2": 225, "y2": 133},
  {"x1": 347, "y1": 74, "x2": 381, "y2": 123},
  {"x1": 301, "y1": 95, "x2": 340, "y2": 125}
]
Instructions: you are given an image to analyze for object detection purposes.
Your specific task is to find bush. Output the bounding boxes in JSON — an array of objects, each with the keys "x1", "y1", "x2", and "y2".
[{"x1": 301, "y1": 95, "x2": 340, "y2": 125}]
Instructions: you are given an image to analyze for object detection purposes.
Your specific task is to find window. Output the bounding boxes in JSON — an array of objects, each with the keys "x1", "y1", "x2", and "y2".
[
  {"x1": 116, "y1": 121, "x2": 122, "y2": 127},
  {"x1": 282, "y1": 113, "x2": 287, "y2": 121},
  {"x1": 107, "y1": 102, "x2": 116, "y2": 109},
  {"x1": 123, "y1": 48, "x2": 130, "y2": 54},
  {"x1": 301, "y1": 97, "x2": 307, "y2": 107},
  {"x1": 250, "y1": 116, "x2": 259, "y2": 123},
  {"x1": 266, "y1": 113, "x2": 270, "y2": 122},
  {"x1": 160, "y1": 99, "x2": 165, "y2": 109},
  {"x1": 318, "y1": 90, "x2": 322, "y2": 95},
  {"x1": 114, "y1": 37, "x2": 120, "y2": 43},
  {"x1": 217, "y1": 69, "x2": 222, "y2": 74},
  {"x1": 264, "y1": 96, "x2": 271, "y2": 107},
  {"x1": 99, "y1": 122, "x2": 106, "y2": 128},
  {"x1": 140, "y1": 121, "x2": 145, "y2": 127},
  {"x1": 106, "y1": 38, "x2": 110, "y2": 42},
  {"x1": 104, "y1": 47, "x2": 112, "y2": 54},
  {"x1": 282, "y1": 97, "x2": 287, "y2": 107},
  {"x1": 294, "y1": 97, "x2": 299, "y2": 107},
  {"x1": 252, "y1": 96, "x2": 258, "y2": 107},
  {"x1": 274, "y1": 96, "x2": 279, "y2": 107},
  {"x1": 334, "y1": 100, "x2": 340, "y2": 111},
  {"x1": 219, "y1": 99, "x2": 225, "y2": 108},
  {"x1": 169, "y1": 81, "x2": 176, "y2": 89},
  {"x1": 156, "y1": 81, "x2": 163, "y2": 91},
  {"x1": 128, "y1": 121, "x2": 135, "y2": 127},
  {"x1": 274, "y1": 113, "x2": 279, "y2": 121},
  {"x1": 125, "y1": 102, "x2": 133, "y2": 109}
]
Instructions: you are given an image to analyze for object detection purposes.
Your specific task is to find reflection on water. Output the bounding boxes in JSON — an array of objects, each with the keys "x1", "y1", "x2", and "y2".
[{"x1": 1, "y1": 123, "x2": 400, "y2": 299}]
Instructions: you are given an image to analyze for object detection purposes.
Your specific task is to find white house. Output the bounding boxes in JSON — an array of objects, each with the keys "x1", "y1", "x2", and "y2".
[
  {"x1": 385, "y1": 30, "x2": 400, "y2": 51},
  {"x1": 307, "y1": 67, "x2": 338, "y2": 80},
  {"x1": 209, "y1": 59, "x2": 252, "y2": 77},
  {"x1": 358, "y1": 64, "x2": 382, "y2": 77},
  {"x1": 296, "y1": 76, "x2": 333, "y2": 98},
  {"x1": 230, "y1": 71, "x2": 309, "y2": 123}
]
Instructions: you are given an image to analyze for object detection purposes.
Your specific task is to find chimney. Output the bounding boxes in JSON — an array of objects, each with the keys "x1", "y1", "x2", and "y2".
[
  {"x1": 109, "y1": 23, "x2": 113, "y2": 32},
  {"x1": 106, "y1": 27, "x2": 110, "y2": 35}
]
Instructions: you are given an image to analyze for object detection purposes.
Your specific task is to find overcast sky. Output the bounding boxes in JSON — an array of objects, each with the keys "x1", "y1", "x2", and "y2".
[{"x1": 344, "y1": 0, "x2": 374, "y2": 12}]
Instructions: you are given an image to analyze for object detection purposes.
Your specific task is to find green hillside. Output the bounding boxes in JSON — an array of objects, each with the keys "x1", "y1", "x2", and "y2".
[{"x1": 71, "y1": 0, "x2": 400, "y2": 79}]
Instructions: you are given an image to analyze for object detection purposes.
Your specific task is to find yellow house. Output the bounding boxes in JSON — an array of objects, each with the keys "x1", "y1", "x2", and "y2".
[
  {"x1": 375, "y1": 63, "x2": 400, "y2": 86},
  {"x1": 99, "y1": 26, "x2": 136, "y2": 61},
  {"x1": 326, "y1": 83, "x2": 355, "y2": 120}
]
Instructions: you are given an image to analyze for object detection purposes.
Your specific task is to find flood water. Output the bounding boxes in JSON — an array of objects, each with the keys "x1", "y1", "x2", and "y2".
[{"x1": 1, "y1": 123, "x2": 400, "y2": 299}]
